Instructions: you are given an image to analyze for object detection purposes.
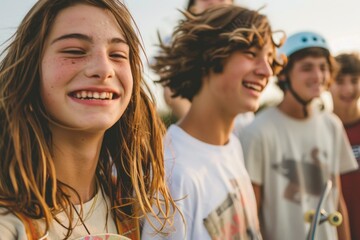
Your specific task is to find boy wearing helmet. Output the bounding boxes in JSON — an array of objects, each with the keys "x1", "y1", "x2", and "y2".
[{"x1": 240, "y1": 31, "x2": 358, "y2": 240}]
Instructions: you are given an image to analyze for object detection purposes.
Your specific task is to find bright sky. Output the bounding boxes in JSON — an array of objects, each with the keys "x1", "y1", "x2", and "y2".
[{"x1": 1, "y1": 0, "x2": 359, "y2": 110}]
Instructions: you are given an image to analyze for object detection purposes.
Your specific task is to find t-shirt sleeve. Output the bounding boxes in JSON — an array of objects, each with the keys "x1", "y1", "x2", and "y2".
[
  {"x1": 141, "y1": 167, "x2": 197, "y2": 240},
  {"x1": 239, "y1": 126, "x2": 265, "y2": 185},
  {"x1": 0, "y1": 208, "x2": 28, "y2": 240}
]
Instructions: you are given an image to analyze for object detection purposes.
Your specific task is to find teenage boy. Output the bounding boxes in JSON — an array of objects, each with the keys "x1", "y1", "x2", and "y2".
[
  {"x1": 330, "y1": 52, "x2": 360, "y2": 240},
  {"x1": 142, "y1": 4, "x2": 282, "y2": 240},
  {"x1": 240, "y1": 31, "x2": 358, "y2": 240}
]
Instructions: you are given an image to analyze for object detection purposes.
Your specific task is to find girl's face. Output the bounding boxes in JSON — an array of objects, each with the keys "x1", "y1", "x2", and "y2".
[
  {"x1": 192, "y1": 0, "x2": 233, "y2": 13},
  {"x1": 41, "y1": 4, "x2": 133, "y2": 133}
]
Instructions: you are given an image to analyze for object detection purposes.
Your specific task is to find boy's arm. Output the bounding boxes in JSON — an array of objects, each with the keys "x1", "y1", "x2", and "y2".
[
  {"x1": 252, "y1": 183, "x2": 263, "y2": 215},
  {"x1": 336, "y1": 175, "x2": 351, "y2": 240}
]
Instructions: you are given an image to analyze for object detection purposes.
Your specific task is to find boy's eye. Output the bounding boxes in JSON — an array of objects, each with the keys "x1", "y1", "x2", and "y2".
[
  {"x1": 351, "y1": 77, "x2": 360, "y2": 84},
  {"x1": 336, "y1": 79, "x2": 344, "y2": 85},
  {"x1": 320, "y1": 65, "x2": 329, "y2": 72},
  {"x1": 244, "y1": 51, "x2": 256, "y2": 58},
  {"x1": 301, "y1": 66, "x2": 312, "y2": 71}
]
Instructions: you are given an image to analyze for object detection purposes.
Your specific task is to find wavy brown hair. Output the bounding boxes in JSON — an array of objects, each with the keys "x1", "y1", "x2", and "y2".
[
  {"x1": 335, "y1": 52, "x2": 360, "y2": 79},
  {"x1": 152, "y1": 4, "x2": 283, "y2": 101},
  {"x1": 0, "y1": 0, "x2": 175, "y2": 238}
]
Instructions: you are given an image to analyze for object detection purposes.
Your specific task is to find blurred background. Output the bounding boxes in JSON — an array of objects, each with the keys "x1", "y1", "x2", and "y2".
[{"x1": 1, "y1": 0, "x2": 359, "y2": 112}]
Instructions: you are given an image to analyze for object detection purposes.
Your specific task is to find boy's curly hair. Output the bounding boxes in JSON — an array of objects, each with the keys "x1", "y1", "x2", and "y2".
[{"x1": 152, "y1": 4, "x2": 283, "y2": 101}]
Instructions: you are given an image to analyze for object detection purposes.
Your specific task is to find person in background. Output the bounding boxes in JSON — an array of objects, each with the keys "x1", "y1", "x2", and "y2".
[
  {"x1": 142, "y1": 4, "x2": 283, "y2": 239},
  {"x1": 240, "y1": 31, "x2": 358, "y2": 240},
  {"x1": 329, "y1": 52, "x2": 360, "y2": 240},
  {"x1": 0, "y1": 0, "x2": 176, "y2": 239}
]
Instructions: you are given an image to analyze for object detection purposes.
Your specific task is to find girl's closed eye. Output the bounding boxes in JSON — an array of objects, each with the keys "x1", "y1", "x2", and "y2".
[
  {"x1": 109, "y1": 51, "x2": 128, "y2": 61},
  {"x1": 60, "y1": 48, "x2": 86, "y2": 57}
]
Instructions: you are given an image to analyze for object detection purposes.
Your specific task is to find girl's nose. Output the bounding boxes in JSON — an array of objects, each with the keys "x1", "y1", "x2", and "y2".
[{"x1": 84, "y1": 52, "x2": 114, "y2": 81}]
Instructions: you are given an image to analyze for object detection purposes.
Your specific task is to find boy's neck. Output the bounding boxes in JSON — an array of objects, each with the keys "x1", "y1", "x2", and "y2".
[
  {"x1": 277, "y1": 92, "x2": 313, "y2": 119},
  {"x1": 178, "y1": 105, "x2": 235, "y2": 146},
  {"x1": 333, "y1": 101, "x2": 360, "y2": 124}
]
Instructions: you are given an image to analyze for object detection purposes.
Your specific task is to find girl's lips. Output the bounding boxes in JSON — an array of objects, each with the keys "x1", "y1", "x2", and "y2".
[
  {"x1": 69, "y1": 95, "x2": 118, "y2": 106},
  {"x1": 69, "y1": 87, "x2": 120, "y2": 100},
  {"x1": 69, "y1": 90, "x2": 118, "y2": 100}
]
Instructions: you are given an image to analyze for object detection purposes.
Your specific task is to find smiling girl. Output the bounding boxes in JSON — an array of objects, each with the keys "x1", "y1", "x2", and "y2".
[{"x1": 0, "y1": 0, "x2": 176, "y2": 239}]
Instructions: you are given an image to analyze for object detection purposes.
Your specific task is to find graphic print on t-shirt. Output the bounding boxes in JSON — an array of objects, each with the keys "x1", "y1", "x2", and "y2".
[
  {"x1": 272, "y1": 147, "x2": 331, "y2": 203},
  {"x1": 203, "y1": 179, "x2": 260, "y2": 240}
]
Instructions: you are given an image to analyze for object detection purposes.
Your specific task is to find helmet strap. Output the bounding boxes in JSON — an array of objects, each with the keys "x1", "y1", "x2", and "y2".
[{"x1": 285, "y1": 80, "x2": 312, "y2": 117}]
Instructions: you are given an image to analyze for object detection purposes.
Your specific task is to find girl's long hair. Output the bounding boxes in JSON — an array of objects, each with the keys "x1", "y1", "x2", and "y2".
[{"x1": 0, "y1": 0, "x2": 175, "y2": 237}]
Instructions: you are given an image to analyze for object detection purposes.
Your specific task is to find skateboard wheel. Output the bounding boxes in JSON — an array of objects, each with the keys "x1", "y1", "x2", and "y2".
[
  {"x1": 328, "y1": 212, "x2": 342, "y2": 226},
  {"x1": 304, "y1": 210, "x2": 315, "y2": 223}
]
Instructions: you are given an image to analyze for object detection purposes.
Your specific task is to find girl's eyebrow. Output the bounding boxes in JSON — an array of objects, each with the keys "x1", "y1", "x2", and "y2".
[
  {"x1": 51, "y1": 33, "x2": 92, "y2": 45},
  {"x1": 51, "y1": 33, "x2": 128, "y2": 45}
]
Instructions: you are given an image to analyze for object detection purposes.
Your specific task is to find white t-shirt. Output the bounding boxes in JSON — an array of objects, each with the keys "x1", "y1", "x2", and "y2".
[
  {"x1": 240, "y1": 107, "x2": 358, "y2": 240},
  {"x1": 232, "y1": 112, "x2": 255, "y2": 138},
  {"x1": 142, "y1": 125, "x2": 261, "y2": 240},
  {"x1": 0, "y1": 189, "x2": 129, "y2": 240}
]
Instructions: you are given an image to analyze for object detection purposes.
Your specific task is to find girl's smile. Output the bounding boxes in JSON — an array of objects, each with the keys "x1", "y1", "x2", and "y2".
[{"x1": 41, "y1": 4, "x2": 133, "y2": 132}]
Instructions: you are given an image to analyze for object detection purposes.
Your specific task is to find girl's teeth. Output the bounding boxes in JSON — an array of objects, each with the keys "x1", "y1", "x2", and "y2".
[
  {"x1": 81, "y1": 91, "x2": 87, "y2": 98},
  {"x1": 74, "y1": 91, "x2": 114, "y2": 100},
  {"x1": 100, "y1": 92, "x2": 107, "y2": 99},
  {"x1": 93, "y1": 92, "x2": 99, "y2": 98}
]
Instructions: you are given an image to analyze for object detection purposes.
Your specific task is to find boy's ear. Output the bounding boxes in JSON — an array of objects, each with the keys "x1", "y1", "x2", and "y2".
[
  {"x1": 277, "y1": 72, "x2": 287, "y2": 82},
  {"x1": 277, "y1": 73, "x2": 289, "y2": 90}
]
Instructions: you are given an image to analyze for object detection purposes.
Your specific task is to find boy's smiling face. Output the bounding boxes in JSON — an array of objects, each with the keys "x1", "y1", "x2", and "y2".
[
  {"x1": 330, "y1": 73, "x2": 360, "y2": 109},
  {"x1": 288, "y1": 56, "x2": 330, "y2": 101},
  {"x1": 199, "y1": 41, "x2": 274, "y2": 117}
]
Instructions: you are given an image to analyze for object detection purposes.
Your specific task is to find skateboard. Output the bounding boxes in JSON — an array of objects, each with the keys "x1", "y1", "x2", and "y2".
[{"x1": 304, "y1": 180, "x2": 343, "y2": 240}]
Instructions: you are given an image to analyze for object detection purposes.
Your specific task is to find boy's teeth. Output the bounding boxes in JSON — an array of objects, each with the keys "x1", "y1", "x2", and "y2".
[
  {"x1": 74, "y1": 90, "x2": 114, "y2": 100},
  {"x1": 244, "y1": 82, "x2": 262, "y2": 91}
]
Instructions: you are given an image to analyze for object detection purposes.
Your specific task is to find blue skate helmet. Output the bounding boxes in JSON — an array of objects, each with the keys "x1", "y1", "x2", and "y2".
[
  {"x1": 278, "y1": 31, "x2": 330, "y2": 117},
  {"x1": 279, "y1": 31, "x2": 330, "y2": 58}
]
